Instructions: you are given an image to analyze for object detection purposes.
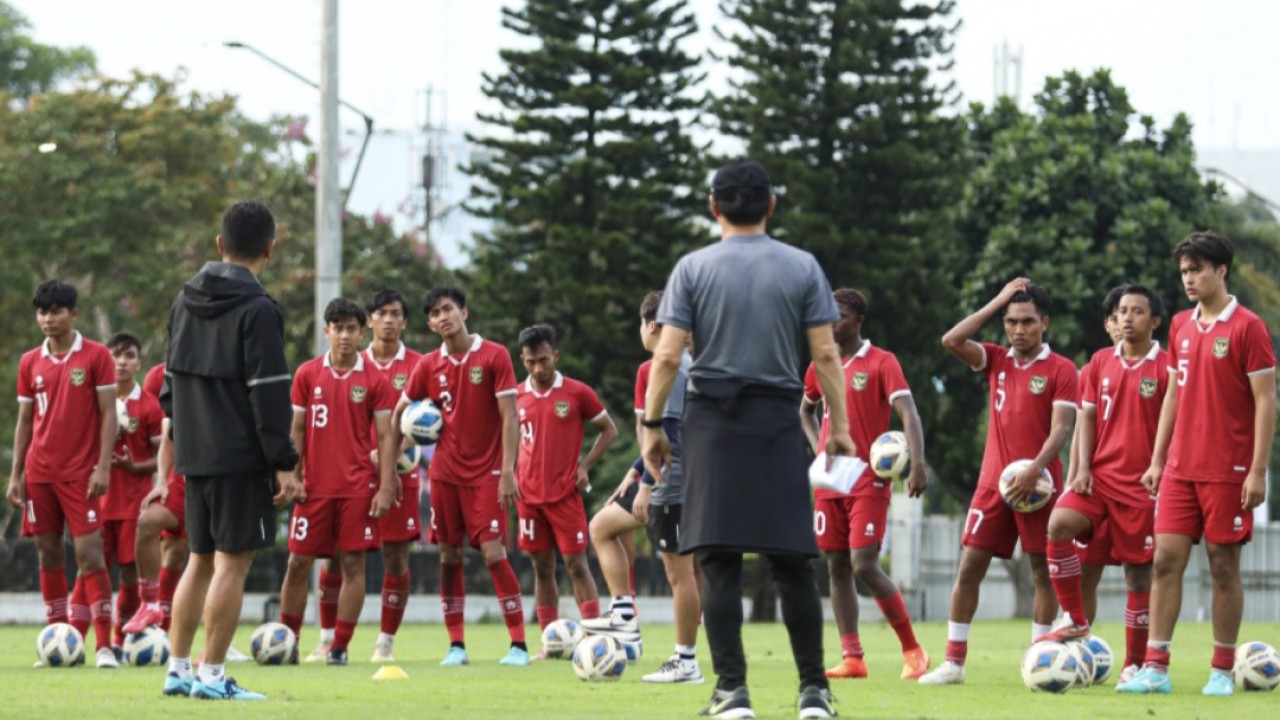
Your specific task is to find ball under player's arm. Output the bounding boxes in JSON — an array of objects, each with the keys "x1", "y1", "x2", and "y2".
[
  {"x1": 1007, "y1": 404, "x2": 1075, "y2": 504},
  {"x1": 798, "y1": 396, "x2": 822, "y2": 455},
  {"x1": 642, "y1": 325, "x2": 690, "y2": 483},
  {"x1": 578, "y1": 412, "x2": 618, "y2": 492},
  {"x1": 6, "y1": 401, "x2": 34, "y2": 509},
  {"x1": 891, "y1": 394, "x2": 929, "y2": 498},
  {"x1": 370, "y1": 411, "x2": 398, "y2": 518},
  {"x1": 497, "y1": 393, "x2": 520, "y2": 509},
  {"x1": 88, "y1": 386, "x2": 118, "y2": 499},
  {"x1": 806, "y1": 325, "x2": 854, "y2": 463},
  {"x1": 941, "y1": 277, "x2": 1030, "y2": 368},
  {"x1": 1243, "y1": 369, "x2": 1276, "y2": 509},
  {"x1": 1140, "y1": 371, "x2": 1178, "y2": 495}
]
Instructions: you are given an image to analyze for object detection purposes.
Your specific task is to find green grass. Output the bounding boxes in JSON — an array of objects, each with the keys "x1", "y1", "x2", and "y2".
[{"x1": 3, "y1": 620, "x2": 1277, "y2": 719}]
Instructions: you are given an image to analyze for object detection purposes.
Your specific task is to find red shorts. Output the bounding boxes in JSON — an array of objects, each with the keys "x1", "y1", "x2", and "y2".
[
  {"x1": 1154, "y1": 476, "x2": 1252, "y2": 545},
  {"x1": 102, "y1": 518, "x2": 138, "y2": 566},
  {"x1": 288, "y1": 495, "x2": 381, "y2": 557},
  {"x1": 379, "y1": 482, "x2": 423, "y2": 543},
  {"x1": 961, "y1": 485, "x2": 1055, "y2": 558},
  {"x1": 1057, "y1": 489, "x2": 1154, "y2": 565},
  {"x1": 20, "y1": 480, "x2": 102, "y2": 538},
  {"x1": 516, "y1": 494, "x2": 589, "y2": 556},
  {"x1": 159, "y1": 473, "x2": 186, "y2": 540},
  {"x1": 428, "y1": 481, "x2": 506, "y2": 549},
  {"x1": 814, "y1": 494, "x2": 890, "y2": 551}
]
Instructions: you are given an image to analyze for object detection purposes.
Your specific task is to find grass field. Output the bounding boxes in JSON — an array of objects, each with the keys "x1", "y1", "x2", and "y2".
[{"x1": 3, "y1": 619, "x2": 1277, "y2": 719}]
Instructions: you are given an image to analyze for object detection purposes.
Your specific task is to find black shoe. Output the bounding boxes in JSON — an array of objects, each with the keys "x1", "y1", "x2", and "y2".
[
  {"x1": 326, "y1": 647, "x2": 348, "y2": 666},
  {"x1": 699, "y1": 686, "x2": 754, "y2": 719},
  {"x1": 797, "y1": 686, "x2": 836, "y2": 719}
]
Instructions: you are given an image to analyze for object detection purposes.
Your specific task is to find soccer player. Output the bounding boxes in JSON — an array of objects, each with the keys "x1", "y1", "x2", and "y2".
[
  {"x1": 920, "y1": 278, "x2": 1077, "y2": 686},
  {"x1": 515, "y1": 324, "x2": 617, "y2": 638},
  {"x1": 279, "y1": 298, "x2": 399, "y2": 666},
  {"x1": 1118, "y1": 231, "x2": 1276, "y2": 696},
  {"x1": 799, "y1": 288, "x2": 930, "y2": 681},
  {"x1": 7, "y1": 280, "x2": 119, "y2": 668},
  {"x1": 393, "y1": 287, "x2": 528, "y2": 667},
  {"x1": 305, "y1": 289, "x2": 425, "y2": 664},
  {"x1": 100, "y1": 333, "x2": 164, "y2": 649},
  {"x1": 1039, "y1": 285, "x2": 1166, "y2": 685}
]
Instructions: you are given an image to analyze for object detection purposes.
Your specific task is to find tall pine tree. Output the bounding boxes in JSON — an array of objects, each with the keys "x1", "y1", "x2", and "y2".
[
  {"x1": 714, "y1": 0, "x2": 971, "y2": 502},
  {"x1": 464, "y1": 0, "x2": 708, "y2": 425}
]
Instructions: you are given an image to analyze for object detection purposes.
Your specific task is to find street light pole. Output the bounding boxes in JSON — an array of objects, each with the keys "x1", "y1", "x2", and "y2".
[{"x1": 316, "y1": 0, "x2": 341, "y2": 356}]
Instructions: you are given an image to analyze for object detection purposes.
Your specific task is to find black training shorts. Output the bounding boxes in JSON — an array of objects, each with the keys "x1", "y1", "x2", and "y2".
[
  {"x1": 645, "y1": 503, "x2": 683, "y2": 554},
  {"x1": 186, "y1": 473, "x2": 278, "y2": 554},
  {"x1": 614, "y1": 481, "x2": 641, "y2": 513}
]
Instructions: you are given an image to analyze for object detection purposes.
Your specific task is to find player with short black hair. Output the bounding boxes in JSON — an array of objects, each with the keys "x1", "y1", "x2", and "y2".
[
  {"x1": 1118, "y1": 231, "x2": 1276, "y2": 696},
  {"x1": 219, "y1": 201, "x2": 276, "y2": 260},
  {"x1": 280, "y1": 297, "x2": 398, "y2": 666},
  {"x1": 922, "y1": 278, "x2": 1078, "y2": 686},
  {"x1": 8, "y1": 280, "x2": 119, "y2": 668},
  {"x1": 394, "y1": 287, "x2": 529, "y2": 667},
  {"x1": 514, "y1": 323, "x2": 617, "y2": 643}
]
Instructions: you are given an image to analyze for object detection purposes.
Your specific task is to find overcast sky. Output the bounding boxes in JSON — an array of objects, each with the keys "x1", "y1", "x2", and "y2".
[{"x1": 14, "y1": 0, "x2": 1280, "y2": 264}]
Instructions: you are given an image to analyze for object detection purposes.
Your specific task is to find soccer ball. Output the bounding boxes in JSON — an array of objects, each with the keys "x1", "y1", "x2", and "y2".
[
  {"x1": 540, "y1": 618, "x2": 584, "y2": 659},
  {"x1": 1082, "y1": 635, "x2": 1113, "y2": 684},
  {"x1": 36, "y1": 623, "x2": 85, "y2": 668},
  {"x1": 400, "y1": 399, "x2": 443, "y2": 445},
  {"x1": 123, "y1": 626, "x2": 170, "y2": 667},
  {"x1": 1066, "y1": 641, "x2": 1095, "y2": 688},
  {"x1": 249, "y1": 622, "x2": 297, "y2": 666},
  {"x1": 998, "y1": 459, "x2": 1055, "y2": 513},
  {"x1": 1021, "y1": 641, "x2": 1078, "y2": 693},
  {"x1": 397, "y1": 445, "x2": 423, "y2": 475},
  {"x1": 869, "y1": 431, "x2": 910, "y2": 481},
  {"x1": 618, "y1": 637, "x2": 644, "y2": 663},
  {"x1": 1233, "y1": 641, "x2": 1280, "y2": 691},
  {"x1": 571, "y1": 634, "x2": 627, "y2": 682}
]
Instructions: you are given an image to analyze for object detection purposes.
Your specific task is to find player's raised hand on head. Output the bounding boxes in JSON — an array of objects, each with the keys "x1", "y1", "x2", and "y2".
[
  {"x1": 5, "y1": 475, "x2": 22, "y2": 509},
  {"x1": 498, "y1": 469, "x2": 520, "y2": 511},
  {"x1": 997, "y1": 277, "x2": 1031, "y2": 303},
  {"x1": 1242, "y1": 470, "x2": 1266, "y2": 510},
  {"x1": 87, "y1": 466, "x2": 109, "y2": 499},
  {"x1": 642, "y1": 426, "x2": 671, "y2": 484}
]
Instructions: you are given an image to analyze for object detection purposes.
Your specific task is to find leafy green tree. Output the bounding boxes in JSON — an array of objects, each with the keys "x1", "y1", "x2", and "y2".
[{"x1": 0, "y1": 2, "x2": 94, "y2": 97}]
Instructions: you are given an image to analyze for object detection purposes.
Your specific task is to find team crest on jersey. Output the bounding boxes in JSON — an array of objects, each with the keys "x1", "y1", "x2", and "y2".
[
  {"x1": 127, "y1": 417, "x2": 139, "y2": 434},
  {"x1": 851, "y1": 372, "x2": 868, "y2": 391},
  {"x1": 1139, "y1": 377, "x2": 1158, "y2": 398},
  {"x1": 350, "y1": 386, "x2": 367, "y2": 403},
  {"x1": 69, "y1": 368, "x2": 86, "y2": 386},
  {"x1": 393, "y1": 373, "x2": 408, "y2": 390},
  {"x1": 1213, "y1": 337, "x2": 1229, "y2": 359},
  {"x1": 555, "y1": 401, "x2": 570, "y2": 418},
  {"x1": 1028, "y1": 375, "x2": 1047, "y2": 395},
  {"x1": 469, "y1": 367, "x2": 484, "y2": 384}
]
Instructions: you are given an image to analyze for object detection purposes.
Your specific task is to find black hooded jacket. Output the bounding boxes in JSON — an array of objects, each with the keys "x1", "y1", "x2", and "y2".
[{"x1": 161, "y1": 262, "x2": 299, "y2": 476}]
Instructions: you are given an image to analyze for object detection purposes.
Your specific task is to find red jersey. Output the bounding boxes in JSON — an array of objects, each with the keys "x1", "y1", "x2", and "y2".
[
  {"x1": 516, "y1": 372, "x2": 607, "y2": 504},
  {"x1": 803, "y1": 341, "x2": 911, "y2": 499},
  {"x1": 1080, "y1": 344, "x2": 1168, "y2": 505},
  {"x1": 17, "y1": 332, "x2": 115, "y2": 483},
  {"x1": 291, "y1": 353, "x2": 396, "y2": 498},
  {"x1": 364, "y1": 343, "x2": 425, "y2": 489},
  {"x1": 1165, "y1": 298, "x2": 1276, "y2": 484},
  {"x1": 634, "y1": 359, "x2": 652, "y2": 415},
  {"x1": 403, "y1": 335, "x2": 518, "y2": 486},
  {"x1": 143, "y1": 363, "x2": 165, "y2": 399},
  {"x1": 975, "y1": 342, "x2": 1079, "y2": 491},
  {"x1": 103, "y1": 382, "x2": 165, "y2": 520}
]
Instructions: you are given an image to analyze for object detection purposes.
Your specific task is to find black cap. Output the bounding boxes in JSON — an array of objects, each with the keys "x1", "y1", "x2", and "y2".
[{"x1": 712, "y1": 160, "x2": 771, "y2": 199}]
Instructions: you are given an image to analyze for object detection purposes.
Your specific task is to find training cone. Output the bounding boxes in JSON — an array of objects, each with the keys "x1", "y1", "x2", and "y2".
[{"x1": 372, "y1": 665, "x2": 409, "y2": 681}]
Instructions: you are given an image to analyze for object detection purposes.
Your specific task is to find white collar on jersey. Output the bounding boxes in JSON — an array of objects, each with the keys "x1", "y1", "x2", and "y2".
[
  {"x1": 1112, "y1": 341, "x2": 1162, "y2": 364},
  {"x1": 1005, "y1": 342, "x2": 1052, "y2": 366},
  {"x1": 440, "y1": 334, "x2": 484, "y2": 362},
  {"x1": 41, "y1": 330, "x2": 84, "y2": 361},
  {"x1": 1191, "y1": 295, "x2": 1240, "y2": 326},
  {"x1": 122, "y1": 381, "x2": 142, "y2": 401},
  {"x1": 524, "y1": 371, "x2": 564, "y2": 397},
  {"x1": 364, "y1": 342, "x2": 406, "y2": 368},
  {"x1": 841, "y1": 339, "x2": 873, "y2": 368},
  {"x1": 323, "y1": 350, "x2": 365, "y2": 377}
]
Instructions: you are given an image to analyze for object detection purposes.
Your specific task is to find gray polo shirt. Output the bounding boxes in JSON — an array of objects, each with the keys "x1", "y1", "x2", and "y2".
[{"x1": 657, "y1": 233, "x2": 838, "y2": 391}]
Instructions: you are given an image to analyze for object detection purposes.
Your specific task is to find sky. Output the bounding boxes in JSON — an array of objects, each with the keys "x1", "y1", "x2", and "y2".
[{"x1": 13, "y1": 0, "x2": 1280, "y2": 266}]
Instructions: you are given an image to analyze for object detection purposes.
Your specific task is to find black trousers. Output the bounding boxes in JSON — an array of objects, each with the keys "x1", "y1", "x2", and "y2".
[{"x1": 697, "y1": 549, "x2": 828, "y2": 692}]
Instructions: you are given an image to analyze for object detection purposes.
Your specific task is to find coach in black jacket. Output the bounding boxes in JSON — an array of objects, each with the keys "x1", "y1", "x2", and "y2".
[{"x1": 159, "y1": 201, "x2": 301, "y2": 701}]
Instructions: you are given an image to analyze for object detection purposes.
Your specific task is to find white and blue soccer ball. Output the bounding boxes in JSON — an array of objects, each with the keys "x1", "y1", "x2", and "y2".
[
  {"x1": 249, "y1": 622, "x2": 297, "y2": 666},
  {"x1": 123, "y1": 626, "x2": 170, "y2": 667},
  {"x1": 1082, "y1": 635, "x2": 1113, "y2": 684},
  {"x1": 618, "y1": 637, "x2": 643, "y2": 664},
  {"x1": 540, "y1": 618, "x2": 584, "y2": 659},
  {"x1": 1021, "y1": 641, "x2": 1078, "y2": 693},
  {"x1": 400, "y1": 399, "x2": 444, "y2": 445},
  {"x1": 397, "y1": 445, "x2": 423, "y2": 475},
  {"x1": 1233, "y1": 641, "x2": 1280, "y2": 691},
  {"x1": 36, "y1": 623, "x2": 85, "y2": 668},
  {"x1": 572, "y1": 634, "x2": 627, "y2": 682},
  {"x1": 869, "y1": 431, "x2": 910, "y2": 481},
  {"x1": 998, "y1": 459, "x2": 1055, "y2": 513},
  {"x1": 1066, "y1": 641, "x2": 1095, "y2": 688}
]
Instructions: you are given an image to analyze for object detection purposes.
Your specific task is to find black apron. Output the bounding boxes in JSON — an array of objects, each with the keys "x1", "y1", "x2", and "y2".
[{"x1": 678, "y1": 378, "x2": 818, "y2": 557}]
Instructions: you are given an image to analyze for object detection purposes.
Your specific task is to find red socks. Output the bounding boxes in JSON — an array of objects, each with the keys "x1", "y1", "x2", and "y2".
[
  {"x1": 318, "y1": 566, "x2": 342, "y2": 631},
  {"x1": 441, "y1": 562, "x2": 466, "y2": 644},
  {"x1": 876, "y1": 591, "x2": 920, "y2": 652},
  {"x1": 578, "y1": 598, "x2": 600, "y2": 621},
  {"x1": 1144, "y1": 641, "x2": 1171, "y2": 671},
  {"x1": 840, "y1": 632, "x2": 864, "y2": 659},
  {"x1": 380, "y1": 572, "x2": 410, "y2": 636},
  {"x1": 1047, "y1": 538, "x2": 1086, "y2": 626},
  {"x1": 945, "y1": 640, "x2": 968, "y2": 665},
  {"x1": 158, "y1": 566, "x2": 180, "y2": 631},
  {"x1": 487, "y1": 560, "x2": 525, "y2": 643},
  {"x1": 1212, "y1": 643, "x2": 1234, "y2": 672},
  {"x1": 139, "y1": 578, "x2": 159, "y2": 604},
  {"x1": 1124, "y1": 591, "x2": 1150, "y2": 668},
  {"x1": 84, "y1": 569, "x2": 113, "y2": 652},
  {"x1": 536, "y1": 605, "x2": 558, "y2": 630},
  {"x1": 68, "y1": 576, "x2": 90, "y2": 637},
  {"x1": 280, "y1": 612, "x2": 304, "y2": 644},
  {"x1": 333, "y1": 619, "x2": 356, "y2": 653},
  {"x1": 40, "y1": 566, "x2": 68, "y2": 626},
  {"x1": 114, "y1": 582, "x2": 139, "y2": 645}
]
